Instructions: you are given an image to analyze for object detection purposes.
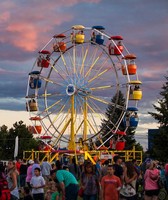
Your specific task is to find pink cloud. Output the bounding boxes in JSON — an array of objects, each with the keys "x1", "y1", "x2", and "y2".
[
  {"x1": 0, "y1": 0, "x2": 86, "y2": 52},
  {"x1": 6, "y1": 23, "x2": 38, "y2": 51},
  {"x1": 0, "y1": 12, "x2": 10, "y2": 22},
  {"x1": 0, "y1": 0, "x2": 101, "y2": 53}
]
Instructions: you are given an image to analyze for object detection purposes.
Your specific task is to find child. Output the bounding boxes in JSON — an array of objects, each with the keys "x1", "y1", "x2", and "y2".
[
  {"x1": 51, "y1": 189, "x2": 60, "y2": 200},
  {"x1": 45, "y1": 180, "x2": 60, "y2": 200},
  {"x1": 23, "y1": 187, "x2": 33, "y2": 200},
  {"x1": 30, "y1": 167, "x2": 45, "y2": 200}
]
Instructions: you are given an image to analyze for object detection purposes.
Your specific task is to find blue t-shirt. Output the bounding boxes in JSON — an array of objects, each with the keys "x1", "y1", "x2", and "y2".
[{"x1": 56, "y1": 170, "x2": 78, "y2": 187}]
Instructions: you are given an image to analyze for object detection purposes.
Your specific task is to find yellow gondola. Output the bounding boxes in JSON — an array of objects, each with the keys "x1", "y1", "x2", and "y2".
[{"x1": 129, "y1": 80, "x2": 142, "y2": 100}]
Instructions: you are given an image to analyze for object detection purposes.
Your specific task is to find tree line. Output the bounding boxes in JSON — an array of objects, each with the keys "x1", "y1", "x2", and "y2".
[{"x1": 0, "y1": 121, "x2": 39, "y2": 160}]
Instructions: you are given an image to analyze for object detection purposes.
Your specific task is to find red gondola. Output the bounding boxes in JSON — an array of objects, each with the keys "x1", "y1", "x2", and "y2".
[
  {"x1": 116, "y1": 130, "x2": 126, "y2": 136},
  {"x1": 29, "y1": 125, "x2": 42, "y2": 134},
  {"x1": 109, "y1": 35, "x2": 124, "y2": 55},
  {"x1": 37, "y1": 50, "x2": 50, "y2": 68},
  {"x1": 53, "y1": 34, "x2": 66, "y2": 52},
  {"x1": 116, "y1": 141, "x2": 125, "y2": 150},
  {"x1": 29, "y1": 116, "x2": 42, "y2": 134}
]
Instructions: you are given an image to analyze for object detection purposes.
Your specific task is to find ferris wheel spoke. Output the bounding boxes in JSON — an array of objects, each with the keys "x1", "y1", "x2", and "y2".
[
  {"x1": 88, "y1": 67, "x2": 111, "y2": 83},
  {"x1": 87, "y1": 98, "x2": 107, "y2": 118},
  {"x1": 74, "y1": 95, "x2": 90, "y2": 139},
  {"x1": 87, "y1": 110, "x2": 100, "y2": 133},
  {"x1": 45, "y1": 109, "x2": 71, "y2": 142},
  {"x1": 82, "y1": 99, "x2": 108, "y2": 133},
  {"x1": 87, "y1": 119, "x2": 97, "y2": 135},
  {"x1": 49, "y1": 98, "x2": 70, "y2": 125},
  {"x1": 89, "y1": 94, "x2": 124, "y2": 110},
  {"x1": 90, "y1": 85, "x2": 113, "y2": 91},
  {"x1": 41, "y1": 93, "x2": 66, "y2": 98},
  {"x1": 89, "y1": 45, "x2": 99, "y2": 66},
  {"x1": 89, "y1": 95, "x2": 110, "y2": 105},
  {"x1": 50, "y1": 64, "x2": 69, "y2": 83},
  {"x1": 87, "y1": 57, "x2": 110, "y2": 83},
  {"x1": 40, "y1": 75, "x2": 65, "y2": 87},
  {"x1": 44, "y1": 99, "x2": 63, "y2": 112},
  {"x1": 85, "y1": 52, "x2": 103, "y2": 78},
  {"x1": 73, "y1": 45, "x2": 77, "y2": 75},
  {"x1": 85, "y1": 101, "x2": 103, "y2": 131},
  {"x1": 76, "y1": 45, "x2": 84, "y2": 78},
  {"x1": 80, "y1": 47, "x2": 89, "y2": 75},
  {"x1": 60, "y1": 53, "x2": 70, "y2": 76},
  {"x1": 52, "y1": 118, "x2": 72, "y2": 146},
  {"x1": 66, "y1": 51, "x2": 75, "y2": 78},
  {"x1": 35, "y1": 99, "x2": 64, "y2": 119},
  {"x1": 74, "y1": 96, "x2": 85, "y2": 133}
]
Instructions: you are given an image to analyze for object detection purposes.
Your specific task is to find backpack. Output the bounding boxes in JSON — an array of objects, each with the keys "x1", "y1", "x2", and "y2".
[{"x1": 0, "y1": 179, "x2": 11, "y2": 200}]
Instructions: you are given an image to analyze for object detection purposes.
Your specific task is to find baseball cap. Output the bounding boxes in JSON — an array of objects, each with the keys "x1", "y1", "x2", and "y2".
[{"x1": 28, "y1": 160, "x2": 34, "y2": 164}]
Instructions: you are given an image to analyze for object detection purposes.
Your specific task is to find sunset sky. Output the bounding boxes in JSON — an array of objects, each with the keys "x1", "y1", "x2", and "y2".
[{"x1": 0, "y1": 0, "x2": 168, "y2": 149}]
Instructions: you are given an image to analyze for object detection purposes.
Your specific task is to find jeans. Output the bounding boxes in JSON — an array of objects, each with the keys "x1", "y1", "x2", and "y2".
[
  {"x1": 20, "y1": 174, "x2": 26, "y2": 187},
  {"x1": 33, "y1": 193, "x2": 44, "y2": 200},
  {"x1": 165, "y1": 175, "x2": 168, "y2": 191},
  {"x1": 11, "y1": 194, "x2": 19, "y2": 200},
  {"x1": 65, "y1": 184, "x2": 79, "y2": 200},
  {"x1": 83, "y1": 194, "x2": 97, "y2": 200}
]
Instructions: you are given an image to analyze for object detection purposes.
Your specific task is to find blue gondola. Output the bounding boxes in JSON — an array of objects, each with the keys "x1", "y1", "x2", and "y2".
[
  {"x1": 91, "y1": 26, "x2": 105, "y2": 45},
  {"x1": 29, "y1": 71, "x2": 42, "y2": 89},
  {"x1": 92, "y1": 26, "x2": 105, "y2": 30},
  {"x1": 124, "y1": 107, "x2": 139, "y2": 128}
]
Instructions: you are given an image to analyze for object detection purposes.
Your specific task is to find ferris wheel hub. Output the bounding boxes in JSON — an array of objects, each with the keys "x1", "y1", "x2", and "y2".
[{"x1": 66, "y1": 84, "x2": 76, "y2": 96}]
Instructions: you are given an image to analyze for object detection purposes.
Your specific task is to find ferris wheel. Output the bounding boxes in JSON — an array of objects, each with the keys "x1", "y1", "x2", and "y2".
[{"x1": 26, "y1": 25, "x2": 142, "y2": 151}]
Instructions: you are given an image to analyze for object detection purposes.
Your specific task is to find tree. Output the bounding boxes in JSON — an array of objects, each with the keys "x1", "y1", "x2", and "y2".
[
  {"x1": 0, "y1": 125, "x2": 9, "y2": 159},
  {"x1": 125, "y1": 128, "x2": 143, "y2": 151},
  {"x1": 148, "y1": 76, "x2": 168, "y2": 161},
  {"x1": 98, "y1": 91, "x2": 125, "y2": 146},
  {"x1": 0, "y1": 121, "x2": 40, "y2": 160}
]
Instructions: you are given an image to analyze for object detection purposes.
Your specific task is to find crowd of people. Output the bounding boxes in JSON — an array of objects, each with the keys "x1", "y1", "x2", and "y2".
[{"x1": 0, "y1": 156, "x2": 168, "y2": 200}]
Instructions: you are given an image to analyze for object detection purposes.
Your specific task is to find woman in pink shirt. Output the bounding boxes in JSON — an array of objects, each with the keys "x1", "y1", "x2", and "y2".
[
  {"x1": 26, "y1": 160, "x2": 34, "y2": 189},
  {"x1": 144, "y1": 161, "x2": 160, "y2": 200}
]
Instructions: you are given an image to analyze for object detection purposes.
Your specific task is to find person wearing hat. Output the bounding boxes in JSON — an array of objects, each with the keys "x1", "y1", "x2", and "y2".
[{"x1": 26, "y1": 160, "x2": 34, "y2": 189}]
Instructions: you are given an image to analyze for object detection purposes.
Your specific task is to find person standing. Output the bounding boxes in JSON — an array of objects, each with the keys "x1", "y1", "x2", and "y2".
[
  {"x1": 6, "y1": 160, "x2": 20, "y2": 200},
  {"x1": 68, "y1": 157, "x2": 80, "y2": 180},
  {"x1": 20, "y1": 159, "x2": 28, "y2": 188},
  {"x1": 41, "y1": 161, "x2": 52, "y2": 182},
  {"x1": 15, "y1": 158, "x2": 21, "y2": 188},
  {"x1": 144, "y1": 161, "x2": 160, "y2": 200},
  {"x1": 32, "y1": 158, "x2": 41, "y2": 177},
  {"x1": 120, "y1": 161, "x2": 137, "y2": 200},
  {"x1": 113, "y1": 156, "x2": 124, "y2": 183},
  {"x1": 101, "y1": 160, "x2": 109, "y2": 179},
  {"x1": 81, "y1": 162, "x2": 100, "y2": 200},
  {"x1": 165, "y1": 162, "x2": 168, "y2": 191},
  {"x1": 95, "y1": 159, "x2": 102, "y2": 179},
  {"x1": 101, "y1": 164, "x2": 121, "y2": 200},
  {"x1": 26, "y1": 160, "x2": 34, "y2": 189},
  {"x1": 30, "y1": 167, "x2": 45, "y2": 200}
]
